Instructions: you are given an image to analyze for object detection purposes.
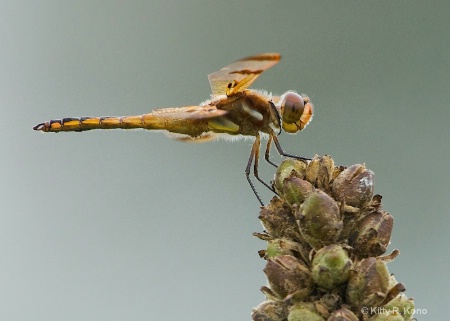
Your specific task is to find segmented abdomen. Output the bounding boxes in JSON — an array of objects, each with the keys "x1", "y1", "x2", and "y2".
[
  {"x1": 32, "y1": 115, "x2": 156, "y2": 132},
  {"x1": 32, "y1": 113, "x2": 210, "y2": 138}
]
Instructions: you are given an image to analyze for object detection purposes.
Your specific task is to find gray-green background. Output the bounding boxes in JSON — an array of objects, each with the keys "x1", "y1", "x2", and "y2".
[{"x1": 1, "y1": 1, "x2": 448, "y2": 320}]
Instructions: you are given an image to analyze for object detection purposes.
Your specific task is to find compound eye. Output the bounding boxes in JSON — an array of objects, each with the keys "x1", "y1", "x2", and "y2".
[
  {"x1": 281, "y1": 92, "x2": 304, "y2": 124},
  {"x1": 281, "y1": 92, "x2": 304, "y2": 131},
  {"x1": 280, "y1": 92, "x2": 313, "y2": 134}
]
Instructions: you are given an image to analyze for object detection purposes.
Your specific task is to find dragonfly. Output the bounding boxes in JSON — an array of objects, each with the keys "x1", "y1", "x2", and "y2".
[{"x1": 33, "y1": 53, "x2": 314, "y2": 205}]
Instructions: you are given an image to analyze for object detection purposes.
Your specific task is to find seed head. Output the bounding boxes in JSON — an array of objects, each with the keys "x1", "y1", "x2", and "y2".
[
  {"x1": 296, "y1": 191, "x2": 343, "y2": 250},
  {"x1": 350, "y1": 210, "x2": 394, "y2": 258},
  {"x1": 282, "y1": 176, "x2": 315, "y2": 205},
  {"x1": 311, "y1": 245, "x2": 352, "y2": 290},
  {"x1": 274, "y1": 159, "x2": 307, "y2": 194},
  {"x1": 346, "y1": 257, "x2": 391, "y2": 310},
  {"x1": 332, "y1": 164, "x2": 374, "y2": 208},
  {"x1": 382, "y1": 294, "x2": 415, "y2": 321},
  {"x1": 251, "y1": 300, "x2": 288, "y2": 321},
  {"x1": 259, "y1": 197, "x2": 303, "y2": 241},
  {"x1": 263, "y1": 255, "x2": 314, "y2": 300},
  {"x1": 327, "y1": 308, "x2": 359, "y2": 321},
  {"x1": 306, "y1": 155, "x2": 335, "y2": 190},
  {"x1": 253, "y1": 156, "x2": 415, "y2": 321},
  {"x1": 288, "y1": 302, "x2": 325, "y2": 321}
]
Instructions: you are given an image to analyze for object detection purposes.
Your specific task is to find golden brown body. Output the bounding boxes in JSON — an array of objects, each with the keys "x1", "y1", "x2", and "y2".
[
  {"x1": 33, "y1": 90, "x2": 283, "y2": 140},
  {"x1": 33, "y1": 53, "x2": 314, "y2": 205}
]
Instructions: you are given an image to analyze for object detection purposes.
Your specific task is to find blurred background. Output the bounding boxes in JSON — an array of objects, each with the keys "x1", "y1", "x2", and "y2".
[{"x1": 1, "y1": 1, "x2": 448, "y2": 320}]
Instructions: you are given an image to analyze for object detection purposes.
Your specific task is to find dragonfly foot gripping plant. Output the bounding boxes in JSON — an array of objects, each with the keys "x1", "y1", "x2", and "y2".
[{"x1": 252, "y1": 156, "x2": 415, "y2": 321}]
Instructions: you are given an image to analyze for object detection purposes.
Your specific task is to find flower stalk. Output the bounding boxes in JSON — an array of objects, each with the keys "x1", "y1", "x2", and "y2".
[{"x1": 252, "y1": 156, "x2": 414, "y2": 321}]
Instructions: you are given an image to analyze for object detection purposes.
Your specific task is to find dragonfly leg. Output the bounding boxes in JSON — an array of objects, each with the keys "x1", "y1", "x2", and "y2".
[
  {"x1": 264, "y1": 134, "x2": 278, "y2": 168},
  {"x1": 272, "y1": 134, "x2": 311, "y2": 161},
  {"x1": 245, "y1": 137, "x2": 264, "y2": 206},
  {"x1": 245, "y1": 134, "x2": 279, "y2": 206}
]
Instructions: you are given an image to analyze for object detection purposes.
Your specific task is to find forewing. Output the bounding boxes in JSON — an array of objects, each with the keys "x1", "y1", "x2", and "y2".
[{"x1": 208, "y1": 53, "x2": 281, "y2": 96}]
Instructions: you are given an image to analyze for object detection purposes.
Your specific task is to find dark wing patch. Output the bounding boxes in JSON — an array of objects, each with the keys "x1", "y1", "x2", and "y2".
[{"x1": 207, "y1": 53, "x2": 281, "y2": 96}]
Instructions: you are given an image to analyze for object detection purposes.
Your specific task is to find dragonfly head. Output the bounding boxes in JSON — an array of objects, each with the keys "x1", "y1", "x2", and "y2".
[{"x1": 278, "y1": 92, "x2": 313, "y2": 134}]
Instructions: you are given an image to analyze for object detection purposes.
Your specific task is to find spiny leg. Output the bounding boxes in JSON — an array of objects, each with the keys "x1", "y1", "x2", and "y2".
[
  {"x1": 245, "y1": 136, "x2": 264, "y2": 206},
  {"x1": 245, "y1": 133, "x2": 278, "y2": 206},
  {"x1": 272, "y1": 134, "x2": 310, "y2": 161},
  {"x1": 252, "y1": 134, "x2": 278, "y2": 194},
  {"x1": 264, "y1": 134, "x2": 278, "y2": 168},
  {"x1": 264, "y1": 132, "x2": 311, "y2": 168}
]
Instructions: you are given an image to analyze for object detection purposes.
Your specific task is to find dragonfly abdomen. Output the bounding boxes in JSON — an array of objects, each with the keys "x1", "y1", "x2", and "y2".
[{"x1": 33, "y1": 114, "x2": 169, "y2": 133}]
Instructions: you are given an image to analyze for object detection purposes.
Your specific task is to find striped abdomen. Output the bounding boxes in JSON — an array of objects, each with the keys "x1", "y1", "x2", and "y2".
[
  {"x1": 32, "y1": 105, "x2": 228, "y2": 137},
  {"x1": 33, "y1": 114, "x2": 162, "y2": 132}
]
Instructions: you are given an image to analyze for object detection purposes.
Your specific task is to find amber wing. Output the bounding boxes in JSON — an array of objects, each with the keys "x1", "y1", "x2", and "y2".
[{"x1": 207, "y1": 53, "x2": 281, "y2": 96}]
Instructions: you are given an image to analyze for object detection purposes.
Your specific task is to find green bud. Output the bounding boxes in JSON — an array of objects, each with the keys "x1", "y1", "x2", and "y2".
[
  {"x1": 311, "y1": 245, "x2": 352, "y2": 290},
  {"x1": 282, "y1": 176, "x2": 314, "y2": 205},
  {"x1": 297, "y1": 191, "x2": 343, "y2": 249},
  {"x1": 274, "y1": 159, "x2": 307, "y2": 194},
  {"x1": 288, "y1": 302, "x2": 325, "y2": 321},
  {"x1": 332, "y1": 164, "x2": 374, "y2": 208},
  {"x1": 382, "y1": 294, "x2": 415, "y2": 321}
]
